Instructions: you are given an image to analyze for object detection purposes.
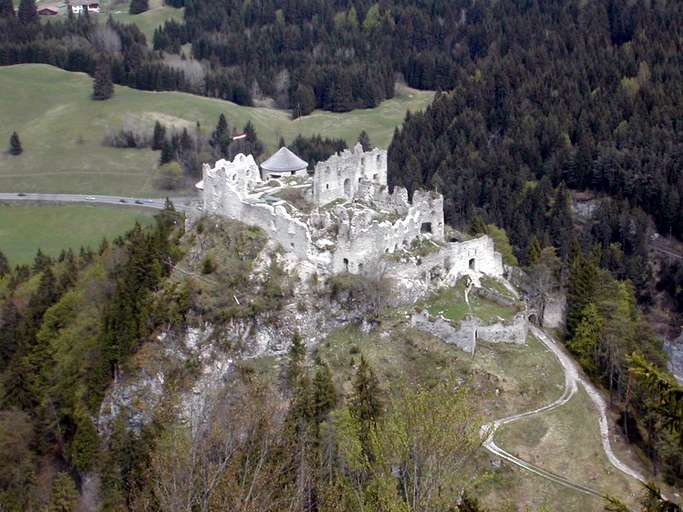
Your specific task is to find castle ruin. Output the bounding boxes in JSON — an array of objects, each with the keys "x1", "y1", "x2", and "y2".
[{"x1": 196, "y1": 144, "x2": 503, "y2": 286}]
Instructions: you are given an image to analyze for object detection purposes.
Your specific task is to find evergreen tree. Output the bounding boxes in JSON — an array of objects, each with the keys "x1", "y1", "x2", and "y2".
[
  {"x1": 32, "y1": 249, "x2": 52, "y2": 273},
  {"x1": 549, "y1": 184, "x2": 574, "y2": 261},
  {"x1": 350, "y1": 356, "x2": 382, "y2": 455},
  {"x1": 470, "y1": 215, "x2": 488, "y2": 235},
  {"x1": 9, "y1": 132, "x2": 23, "y2": 155},
  {"x1": 243, "y1": 120, "x2": 264, "y2": 158},
  {"x1": 92, "y1": 60, "x2": 114, "y2": 100},
  {"x1": 527, "y1": 236, "x2": 542, "y2": 265},
  {"x1": 48, "y1": 472, "x2": 79, "y2": 512},
  {"x1": 128, "y1": 0, "x2": 148, "y2": 14},
  {"x1": 17, "y1": 0, "x2": 36, "y2": 24},
  {"x1": 358, "y1": 130, "x2": 371, "y2": 151},
  {"x1": 152, "y1": 121, "x2": 166, "y2": 150},
  {"x1": 0, "y1": 249, "x2": 9, "y2": 276},
  {"x1": 568, "y1": 303, "x2": 602, "y2": 375},
  {"x1": 209, "y1": 114, "x2": 231, "y2": 158},
  {"x1": 286, "y1": 331, "x2": 305, "y2": 387},
  {"x1": 312, "y1": 362, "x2": 336, "y2": 425},
  {"x1": 0, "y1": 0, "x2": 15, "y2": 17},
  {"x1": 159, "y1": 140, "x2": 175, "y2": 165},
  {"x1": 566, "y1": 254, "x2": 598, "y2": 338}
]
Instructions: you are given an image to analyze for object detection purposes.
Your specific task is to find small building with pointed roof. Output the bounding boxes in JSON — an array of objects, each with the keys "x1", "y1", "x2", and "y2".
[{"x1": 260, "y1": 147, "x2": 308, "y2": 179}]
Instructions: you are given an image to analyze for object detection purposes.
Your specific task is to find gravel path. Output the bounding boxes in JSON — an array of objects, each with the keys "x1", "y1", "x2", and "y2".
[{"x1": 480, "y1": 324, "x2": 645, "y2": 497}]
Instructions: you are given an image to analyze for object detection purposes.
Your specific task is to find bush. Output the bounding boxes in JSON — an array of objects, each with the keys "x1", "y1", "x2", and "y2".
[
  {"x1": 201, "y1": 256, "x2": 215, "y2": 274},
  {"x1": 154, "y1": 161, "x2": 184, "y2": 190}
]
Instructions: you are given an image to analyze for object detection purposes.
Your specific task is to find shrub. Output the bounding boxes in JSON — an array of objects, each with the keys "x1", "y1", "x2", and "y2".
[{"x1": 201, "y1": 256, "x2": 216, "y2": 274}]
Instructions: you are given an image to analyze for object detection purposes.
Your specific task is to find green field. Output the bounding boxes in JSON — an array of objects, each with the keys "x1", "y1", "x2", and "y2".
[
  {"x1": 0, "y1": 203, "x2": 155, "y2": 265},
  {"x1": 0, "y1": 64, "x2": 434, "y2": 197},
  {"x1": 106, "y1": 0, "x2": 184, "y2": 44}
]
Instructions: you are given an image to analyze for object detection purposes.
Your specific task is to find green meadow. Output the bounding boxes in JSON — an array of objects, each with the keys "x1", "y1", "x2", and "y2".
[
  {"x1": 0, "y1": 203, "x2": 155, "y2": 265},
  {"x1": 0, "y1": 64, "x2": 433, "y2": 197}
]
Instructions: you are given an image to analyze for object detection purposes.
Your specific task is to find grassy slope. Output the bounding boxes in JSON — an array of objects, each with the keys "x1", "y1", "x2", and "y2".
[
  {"x1": 0, "y1": 203, "x2": 154, "y2": 264},
  {"x1": 0, "y1": 64, "x2": 433, "y2": 196},
  {"x1": 105, "y1": 0, "x2": 184, "y2": 44},
  {"x1": 314, "y1": 280, "x2": 644, "y2": 510}
]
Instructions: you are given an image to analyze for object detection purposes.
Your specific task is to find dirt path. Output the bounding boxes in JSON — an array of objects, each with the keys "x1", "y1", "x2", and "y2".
[{"x1": 480, "y1": 324, "x2": 645, "y2": 497}]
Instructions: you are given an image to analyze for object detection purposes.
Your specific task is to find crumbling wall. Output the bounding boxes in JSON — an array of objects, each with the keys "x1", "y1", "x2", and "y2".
[
  {"x1": 542, "y1": 290, "x2": 566, "y2": 329},
  {"x1": 331, "y1": 188, "x2": 446, "y2": 274},
  {"x1": 202, "y1": 154, "x2": 261, "y2": 203},
  {"x1": 312, "y1": 144, "x2": 387, "y2": 206},
  {"x1": 411, "y1": 312, "x2": 476, "y2": 353},
  {"x1": 446, "y1": 236, "x2": 503, "y2": 278},
  {"x1": 476, "y1": 313, "x2": 528, "y2": 344}
]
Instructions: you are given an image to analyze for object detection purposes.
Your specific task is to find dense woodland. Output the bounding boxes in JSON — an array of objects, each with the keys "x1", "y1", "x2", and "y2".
[
  {"x1": 0, "y1": 211, "x2": 499, "y2": 511},
  {"x1": 385, "y1": 0, "x2": 682, "y2": 487},
  {"x1": 1, "y1": 0, "x2": 683, "y2": 507}
]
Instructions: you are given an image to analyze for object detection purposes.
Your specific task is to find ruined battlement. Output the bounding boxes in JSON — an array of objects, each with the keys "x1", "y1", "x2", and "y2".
[
  {"x1": 196, "y1": 145, "x2": 502, "y2": 283},
  {"x1": 312, "y1": 143, "x2": 387, "y2": 206}
]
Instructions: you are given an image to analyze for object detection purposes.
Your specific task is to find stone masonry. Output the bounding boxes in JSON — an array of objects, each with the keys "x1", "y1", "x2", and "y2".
[{"x1": 196, "y1": 144, "x2": 503, "y2": 284}]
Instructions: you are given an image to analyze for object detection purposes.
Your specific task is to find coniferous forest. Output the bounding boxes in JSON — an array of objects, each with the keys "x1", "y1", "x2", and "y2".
[{"x1": 1, "y1": 0, "x2": 683, "y2": 508}]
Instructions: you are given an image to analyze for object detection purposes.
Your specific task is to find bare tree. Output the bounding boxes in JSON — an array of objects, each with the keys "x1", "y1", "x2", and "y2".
[
  {"x1": 163, "y1": 55, "x2": 206, "y2": 92},
  {"x1": 89, "y1": 25, "x2": 121, "y2": 54},
  {"x1": 146, "y1": 379, "x2": 288, "y2": 512}
]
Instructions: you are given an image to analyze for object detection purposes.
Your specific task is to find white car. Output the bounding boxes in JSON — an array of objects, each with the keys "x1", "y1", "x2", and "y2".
[{"x1": 86, "y1": 196, "x2": 96, "y2": 201}]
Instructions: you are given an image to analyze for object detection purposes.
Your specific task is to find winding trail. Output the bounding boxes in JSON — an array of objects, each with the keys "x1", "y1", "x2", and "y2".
[{"x1": 480, "y1": 324, "x2": 645, "y2": 497}]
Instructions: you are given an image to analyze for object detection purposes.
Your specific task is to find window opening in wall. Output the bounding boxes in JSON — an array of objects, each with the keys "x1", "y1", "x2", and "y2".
[
  {"x1": 343, "y1": 258, "x2": 349, "y2": 272},
  {"x1": 358, "y1": 177, "x2": 362, "y2": 183},
  {"x1": 469, "y1": 258, "x2": 476, "y2": 270},
  {"x1": 420, "y1": 222, "x2": 432, "y2": 234},
  {"x1": 373, "y1": 173, "x2": 378, "y2": 181},
  {"x1": 376, "y1": 154, "x2": 381, "y2": 165},
  {"x1": 358, "y1": 262, "x2": 363, "y2": 273},
  {"x1": 291, "y1": 171, "x2": 295, "y2": 176},
  {"x1": 326, "y1": 184, "x2": 330, "y2": 190},
  {"x1": 343, "y1": 178, "x2": 351, "y2": 198}
]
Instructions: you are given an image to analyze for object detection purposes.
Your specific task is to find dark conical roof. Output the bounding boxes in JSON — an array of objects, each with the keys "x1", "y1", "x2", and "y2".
[{"x1": 260, "y1": 147, "x2": 308, "y2": 172}]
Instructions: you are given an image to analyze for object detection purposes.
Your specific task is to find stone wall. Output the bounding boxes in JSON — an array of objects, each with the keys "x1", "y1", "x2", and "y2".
[
  {"x1": 542, "y1": 290, "x2": 566, "y2": 329},
  {"x1": 476, "y1": 313, "x2": 528, "y2": 344},
  {"x1": 331, "y1": 188, "x2": 446, "y2": 273},
  {"x1": 312, "y1": 144, "x2": 387, "y2": 206},
  {"x1": 445, "y1": 236, "x2": 504, "y2": 278},
  {"x1": 410, "y1": 310, "x2": 528, "y2": 354},
  {"x1": 411, "y1": 312, "x2": 476, "y2": 353}
]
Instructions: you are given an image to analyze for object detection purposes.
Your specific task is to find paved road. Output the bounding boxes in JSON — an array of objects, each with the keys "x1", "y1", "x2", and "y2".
[
  {"x1": 0, "y1": 192, "x2": 198, "y2": 212},
  {"x1": 481, "y1": 324, "x2": 646, "y2": 498}
]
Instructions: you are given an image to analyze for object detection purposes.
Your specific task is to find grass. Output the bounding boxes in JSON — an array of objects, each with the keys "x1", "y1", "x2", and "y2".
[
  {"x1": 315, "y1": 315, "x2": 642, "y2": 510},
  {"x1": 422, "y1": 280, "x2": 519, "y2": 325},
  {"x1": 0, "y1": 64, "x2": 434, "y2": 197},
  {"x1": 491, "y1": 387, "x2": 643, "y2": 510},
  {"x1": 105, "y1": 0, "x2": 184, "y2": 45},
  {"x1": 424, "y1": 281, "x2": 470, "y2": 323},
  {"x1": 0, "y1": 203, "x2": 154, "y2": 265}
]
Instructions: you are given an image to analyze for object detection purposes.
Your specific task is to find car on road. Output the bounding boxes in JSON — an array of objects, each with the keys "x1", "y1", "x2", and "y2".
[
  {"x1": 135, "y1": 200, "x2": 144, "y2": 205},
  {"x1": 119, "y1": 199, "x2": 127, "y2": 203},
  {"x1": 86, "y1": 196, "x2": 96, "y2": 201},
  {"x1": 17, "y1": 193, "x2": 26, "y2": 197}
]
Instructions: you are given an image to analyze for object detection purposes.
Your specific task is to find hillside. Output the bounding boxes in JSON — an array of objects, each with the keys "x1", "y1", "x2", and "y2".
[
  {"x1": 0, "y1": 212, "x2": 654, "y2": 511},
  {"x1": 0, "y1": 64, "x2": 433, "y2": 196}
]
